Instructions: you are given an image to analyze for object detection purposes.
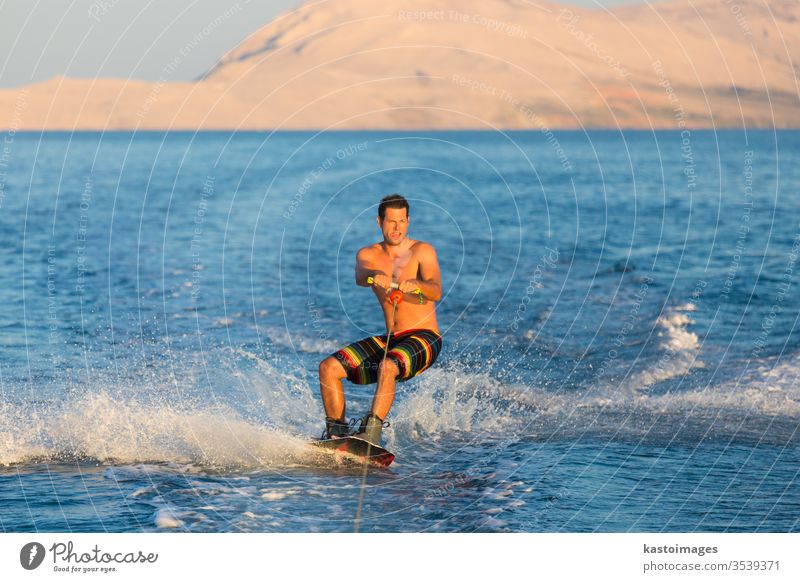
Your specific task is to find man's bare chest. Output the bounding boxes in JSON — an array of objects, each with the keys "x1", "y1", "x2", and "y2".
[{"x1": 373, "y1": 251, "x2": 420, "y2": 281}]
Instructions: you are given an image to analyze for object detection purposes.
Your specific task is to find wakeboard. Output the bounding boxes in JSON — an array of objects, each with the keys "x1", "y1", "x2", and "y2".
[{"x1": 312, "y1": 436, "x2": 395, "y2": 468}]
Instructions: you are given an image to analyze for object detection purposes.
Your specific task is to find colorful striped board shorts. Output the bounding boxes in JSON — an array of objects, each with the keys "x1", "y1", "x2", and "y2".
[{"x1": 332, "y1": 328, "x2": 443, "y2": 385}]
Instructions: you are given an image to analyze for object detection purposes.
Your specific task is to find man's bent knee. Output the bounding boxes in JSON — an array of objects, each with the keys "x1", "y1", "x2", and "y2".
[
  {"x1": 320, "y1": 356, "x2": 347, "y2": 379},
  {"x1": 379, "y1": 358, "x2": 400, "y2": 379}
]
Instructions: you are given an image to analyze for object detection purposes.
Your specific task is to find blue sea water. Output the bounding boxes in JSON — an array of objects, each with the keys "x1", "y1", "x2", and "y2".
[{"x1": 0, "y1": 130, "x2": 798, "y2": 532}]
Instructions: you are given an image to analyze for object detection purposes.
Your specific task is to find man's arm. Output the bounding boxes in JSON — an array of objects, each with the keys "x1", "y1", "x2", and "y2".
[
  {"x1": 402, "y1": 243, "x2": 442, "y2": 301},
  {"x1": 355, "y1": 246, "x2": 388, "y2": 287}
]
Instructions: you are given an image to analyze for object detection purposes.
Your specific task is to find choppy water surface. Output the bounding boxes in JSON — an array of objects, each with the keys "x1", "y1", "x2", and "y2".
[{"x1": 1, "y1": 130, "x2": 798, "y2": 532}]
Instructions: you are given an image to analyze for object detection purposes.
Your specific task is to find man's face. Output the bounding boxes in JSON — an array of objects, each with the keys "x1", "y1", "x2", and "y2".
[{"x1": 378, "y1": 207, "x2": 409, "y2": 246}]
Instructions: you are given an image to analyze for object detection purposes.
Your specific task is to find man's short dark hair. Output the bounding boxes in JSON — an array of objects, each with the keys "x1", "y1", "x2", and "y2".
[{"x1": 378, "y1": 194, "x2": 409, "y2": 220}]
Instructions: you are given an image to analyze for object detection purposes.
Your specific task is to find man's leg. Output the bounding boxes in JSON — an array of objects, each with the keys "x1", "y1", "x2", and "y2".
[
  {"x1": 352, "y1": 358, "x2": 398, "y2": 446},
  {"x1": 370, "y1": 358, "x2": 400, "y2": 420},
  {"x1": 370, "y1": 330, "x2": 442, "y2": 420},
  {"x1": 319, "y1": 356, "x2": 348, "y2": 420}
]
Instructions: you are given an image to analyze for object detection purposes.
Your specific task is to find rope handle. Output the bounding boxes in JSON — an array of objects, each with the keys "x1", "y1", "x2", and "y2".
[{"x1": 366, "y1": 276, "x2": 422, "y2": 296}]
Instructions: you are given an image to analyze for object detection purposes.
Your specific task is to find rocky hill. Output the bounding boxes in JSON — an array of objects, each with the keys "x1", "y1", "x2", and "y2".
[{"x1": 1, "y1": 0, "x2": 797, "y2": 129}]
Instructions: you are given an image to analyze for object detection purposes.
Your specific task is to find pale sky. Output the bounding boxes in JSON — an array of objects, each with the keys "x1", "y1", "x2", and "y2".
[{"x1": 0, "y1": 0, "x2": 650, "y2": 89}]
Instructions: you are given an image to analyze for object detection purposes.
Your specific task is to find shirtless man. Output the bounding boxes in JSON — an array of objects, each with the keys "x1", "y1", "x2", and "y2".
[{"x1": 318, "y1": 194, "x2": 443, "y2": 446}]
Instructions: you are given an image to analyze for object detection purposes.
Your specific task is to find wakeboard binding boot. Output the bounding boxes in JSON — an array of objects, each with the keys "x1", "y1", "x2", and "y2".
[
  {"x1": 355, "y1": 412, "x2": 385, "y2": 447},
  {"x1": 323, "y1": 416, "x2": 351, "y2": 440}
]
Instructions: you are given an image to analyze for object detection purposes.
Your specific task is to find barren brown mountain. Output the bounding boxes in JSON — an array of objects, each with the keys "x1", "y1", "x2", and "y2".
[{"x1": 1, "y1": 0, "x2": 797, "y2": 130}]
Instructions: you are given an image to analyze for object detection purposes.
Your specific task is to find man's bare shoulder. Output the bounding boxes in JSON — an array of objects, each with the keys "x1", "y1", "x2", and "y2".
[
  {"x1": 357, "y1": 243, "x2": 383, "y2": 259},
  {"x1": 410, "y1": 240, "x2": 437, "y2": 257}
]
